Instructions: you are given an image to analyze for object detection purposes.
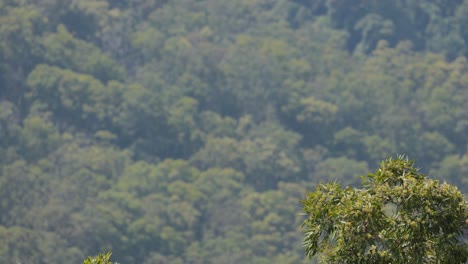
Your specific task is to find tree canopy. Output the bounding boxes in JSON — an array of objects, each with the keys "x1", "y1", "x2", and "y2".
[
  {"x1": 302, "y1": 156, "x2": 468, "y2": 263},
  {"x1": 83, "y1": 252, "x2": 112, "y2": 264}
]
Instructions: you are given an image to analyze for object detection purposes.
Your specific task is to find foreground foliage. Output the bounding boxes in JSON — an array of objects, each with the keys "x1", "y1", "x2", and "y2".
[
  {"x1": 302, "y1": 157, "x2": 468, "y2": 263},
  {"x1": 84, "y1": 252, "x2": 112, "y2": 264}
]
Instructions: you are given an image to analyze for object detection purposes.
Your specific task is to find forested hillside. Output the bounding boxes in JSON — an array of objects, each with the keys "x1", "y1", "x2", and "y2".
[{"x1": 1, "y1": 0, "x2": 467, "y2": 263}]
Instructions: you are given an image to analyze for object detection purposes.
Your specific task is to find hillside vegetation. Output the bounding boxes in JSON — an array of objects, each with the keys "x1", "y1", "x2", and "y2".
[{"x1": 0, "y1": 0, "x2": 467, "y2": 263}]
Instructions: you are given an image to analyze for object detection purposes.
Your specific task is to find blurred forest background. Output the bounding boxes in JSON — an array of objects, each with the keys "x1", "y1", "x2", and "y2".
[{"x1": 0, "y1": 0, "x2": 467, "y2": 263}]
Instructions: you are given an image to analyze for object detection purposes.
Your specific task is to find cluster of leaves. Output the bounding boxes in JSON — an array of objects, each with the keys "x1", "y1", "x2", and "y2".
[
  {"x1": 84, "y1": 252, "x2": 112, "y2": 264},
  {"x1": 0, "y1": 0, "x2": 467, "y2": 263},
  {"x1": 302, "y1": 157, "x2": 468, "y2": 263}
]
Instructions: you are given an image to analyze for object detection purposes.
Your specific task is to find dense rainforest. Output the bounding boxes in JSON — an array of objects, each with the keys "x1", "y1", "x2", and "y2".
[{"x1": 0, "y1": 0, "x2": 467, "y2": 263}]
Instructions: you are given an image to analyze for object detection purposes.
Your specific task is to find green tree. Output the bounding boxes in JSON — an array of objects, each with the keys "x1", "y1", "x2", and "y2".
[
  {"x1": 84, "y1": 252, "x2": 112, "y2": 264},
  {"x1": 301, "y1": 156, "x2": 468, "y2": 263},
  {"x1": 42, "y1": 25, "x2": 125, "y2": 82},
  {"x1": 0, "y1": 5, "x2": 47, "y2": 103},
  {"x1": 26, "y1": 64, "x2": 106, "y2": 130}
]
